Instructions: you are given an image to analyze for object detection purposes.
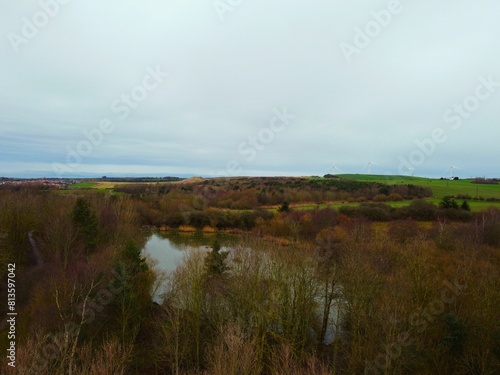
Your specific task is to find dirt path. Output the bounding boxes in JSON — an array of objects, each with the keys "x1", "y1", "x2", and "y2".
[
  {"x1": 28, "y1": 231, "x2": 44, "y2": 266},
  {"x1": 0, "y1": 232, "x2": 44, "y2": 331}
]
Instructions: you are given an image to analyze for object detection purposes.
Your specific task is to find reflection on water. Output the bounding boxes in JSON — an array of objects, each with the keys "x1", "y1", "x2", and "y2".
[
  {"x1": 142, "y1": 230, "x2": 237, "y2": 302},
  {"x1": 143, "y1": 230, "x2": 237, "y2": 272}
]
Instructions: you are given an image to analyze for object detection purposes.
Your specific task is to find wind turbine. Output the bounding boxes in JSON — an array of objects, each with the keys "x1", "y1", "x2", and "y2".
[
  {"x1": 328, "y1": 164, "x2": 342, "y2": 174},
  {"x1": 362, "y1": 161, "x2": 377, "y2": 175},
  {"x1": 403, "y1": 166, "x2": 415, "y2": 176},
  {"x1": 443, "y1": 165, "x2": 461, "y2": 179}
]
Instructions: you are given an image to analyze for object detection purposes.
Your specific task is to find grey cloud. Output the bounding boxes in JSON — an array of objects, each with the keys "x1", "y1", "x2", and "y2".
[{"x1": 0, "y1": 0, "x2": 499, "y2": 178}]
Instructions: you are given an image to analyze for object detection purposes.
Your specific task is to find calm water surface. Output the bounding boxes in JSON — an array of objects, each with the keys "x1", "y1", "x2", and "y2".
[
  {"x1": 142, "y1": 230, "x2": 237, "y2": 272},
  {"x1": 142, "y1": 231, "x2": 237, "y2": 301}
]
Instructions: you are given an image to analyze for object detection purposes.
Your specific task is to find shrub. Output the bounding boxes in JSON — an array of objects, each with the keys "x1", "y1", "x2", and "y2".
[
  {"x1": 278, "y1": 202, "x2": 290, "y2": 212},
  {"x1": 372, "y1": 194, "x2": 388, "y2": 202},
  {"x1": 395, "y1": 200, "x2": 437, "y2": 221},
  {"x1": 358, "y1": 204, "x2": 391, "y2": 221},
  {"x1": 189, "y1": 211, "x2": 210, "y2": 229},
  {"x1": 439, "y1": 209, "x2": 472, "y2": 222},
  {"x1": 388, "y1": 193, "x2": 404, "y2": 201},
  {"x1": 440, "y1": 196, "x2": 460, "y2": 210}
]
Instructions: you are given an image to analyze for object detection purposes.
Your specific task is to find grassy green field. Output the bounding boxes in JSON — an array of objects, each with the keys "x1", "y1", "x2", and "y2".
[
  {"x1": 69, "y1": 182, "x2": 98, "y2": 189},
  {"x1": 70, "y1": 181, "x2": 177, "y2": 190},
  {"x1": 330, "y1": 174, "x2": 500, "y2": 200},
  {"x1": 291, "y1": 199, "x2": 500, "y2": 213},
  {"x1": 58, "y1": 189, "x2": 115, "y2": 195},
  {"x1": 65, "y1": 181, "x2": 126, "y2": 195}
]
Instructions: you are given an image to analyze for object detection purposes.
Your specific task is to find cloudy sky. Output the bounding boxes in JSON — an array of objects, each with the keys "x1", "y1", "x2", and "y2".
[{"x1": 1, "y1": 0, "x2": 499, "y2": 178}]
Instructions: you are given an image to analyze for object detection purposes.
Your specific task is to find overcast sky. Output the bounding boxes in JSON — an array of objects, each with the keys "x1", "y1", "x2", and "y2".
[{"x1": 1, "y1": 0, "x2": 499, "y2": 178}]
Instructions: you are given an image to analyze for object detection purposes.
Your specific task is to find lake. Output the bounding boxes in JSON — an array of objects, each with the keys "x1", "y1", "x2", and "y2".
[
  {"x1": 142, "y1": 230, "x2": 340, "y2": 343},
  {"x1": 142, "y1": 230, "x2": 237, "y2": 301}
]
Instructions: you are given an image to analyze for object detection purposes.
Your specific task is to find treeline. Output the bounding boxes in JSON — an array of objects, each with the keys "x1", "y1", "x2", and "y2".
[
  {"x1": 473, "y1": 178, "x2": 499, "y2": 185},
  {"x1": 338, "y1": 199, "x2": 473, "y2": 222},
  {"x1": 254, "y1": 204, "x2": 500, "y2": 246},
  {"x1": 101, "y1": 176, "x2": 183, "y2": 183},
  {"x1": 109, "y1": 178, "x2": 434, "y2": 229},
  {"x1": 132, "y1": 194, "x2": 494, "y2": 242},
  {"x1": 114, "y1": 177, "x2": 432, "y2": 210}
]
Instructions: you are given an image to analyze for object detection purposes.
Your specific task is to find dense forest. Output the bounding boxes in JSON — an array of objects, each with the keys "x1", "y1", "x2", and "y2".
[{"x1": 0, "y1": 178, "x2": 499, "y2": 374}]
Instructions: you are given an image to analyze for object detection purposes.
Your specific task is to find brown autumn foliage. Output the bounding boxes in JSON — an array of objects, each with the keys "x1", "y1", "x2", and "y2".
[{"x1": 0, "y1": 185, "x2": 499, "y2": 374}]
